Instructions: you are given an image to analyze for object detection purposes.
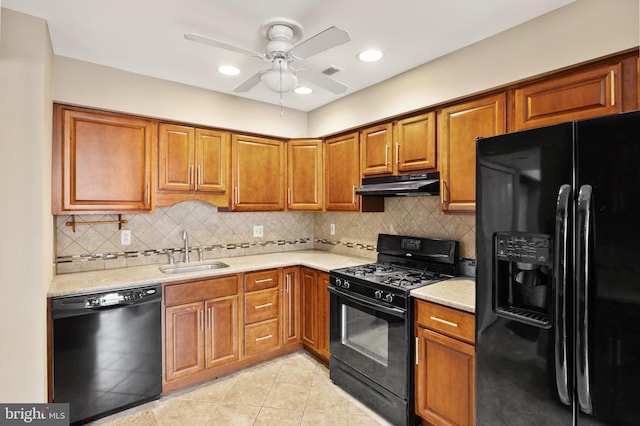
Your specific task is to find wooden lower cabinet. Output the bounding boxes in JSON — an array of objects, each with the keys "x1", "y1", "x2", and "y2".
[
  {"x1": 165, "y1": 302, "x2": 205, "y2": 381},
  {"x1": 282, "y1": 267, "x2": 301, "y2": 345},
  {"x1": 205, "y1": 296, "x2": 239, "y2": 369},
  {"x1": 163, "y1": 275, "x2": 240, "y2": 387},
  {"x1": 415, "y1": 299, "x2": 475, "y2": 426},
  {"x1": 243, "y1": 269, "x2": 281, "y2": 357},
  {"x1": 301, "y1": 267, "x2": 330, "y2": 363}
]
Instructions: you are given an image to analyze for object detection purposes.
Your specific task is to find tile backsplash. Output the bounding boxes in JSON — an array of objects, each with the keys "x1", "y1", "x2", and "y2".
[{"x1": 55, "y1": 197, "x2": 475, "y2": 274}]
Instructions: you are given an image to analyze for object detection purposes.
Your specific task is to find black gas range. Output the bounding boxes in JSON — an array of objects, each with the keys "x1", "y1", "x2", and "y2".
[
  {"x1": 330, "y1": 234, "x2": 458, "y2": 309},
  {"x1": 328, "y1": 234, "x2": 459, "y2": 426}
]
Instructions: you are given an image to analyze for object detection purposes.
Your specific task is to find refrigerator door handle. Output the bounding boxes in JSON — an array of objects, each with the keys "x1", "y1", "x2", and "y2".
[
  {"x1": 577, "y1": 184, "x2": 593, "y2": 414},
  {"x1": 554, "y1": 184, "x2": 571, "y2": 406}
]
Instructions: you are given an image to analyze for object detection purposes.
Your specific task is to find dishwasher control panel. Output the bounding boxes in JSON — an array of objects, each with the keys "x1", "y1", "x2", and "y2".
[{"x1": 85, "y1": 287, "x2": 158, "y2": 307}]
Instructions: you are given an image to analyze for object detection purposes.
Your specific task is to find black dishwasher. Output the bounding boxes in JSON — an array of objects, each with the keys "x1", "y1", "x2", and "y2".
[{"x1": 51, "y1": 285, "x2": 162, "y2": 425}]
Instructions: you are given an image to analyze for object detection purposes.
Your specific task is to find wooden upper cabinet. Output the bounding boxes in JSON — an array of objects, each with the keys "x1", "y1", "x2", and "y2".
[
  {"x1": 231, "y1": 134, "x2": 285, "y2": 211},
  {"x1": 515, "y1": 63, "x2": 622, "y2": 130},
  {"x1": 287, "y1": 139, "x2": 323, "y2": 211},
  {"x1": 395, "y1": 112, "x2": 437, "y2": 172},
  {"x1": 324, "y1": 132, "x2": 360, "y2": 211},
  {"x1": 361, "y1": 113, "x2": 436, "y2": 178},
  {"x1": 156, "y1": 123, "x2": 229, "y2": 207},
  {"x1": 52, "y1": 104, "x2": 154, "y2": 214},
  {"x1": 439, "y1": 93, "x2": 506, "y2": 214},
  {"x1": 361, "y1": 123, "x2": 393, "y2": 176}
]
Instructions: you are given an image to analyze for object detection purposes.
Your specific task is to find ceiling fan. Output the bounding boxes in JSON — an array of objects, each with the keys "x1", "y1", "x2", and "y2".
[{"x1": 184, "y1": 17, "x2": 351, "y2": 97}]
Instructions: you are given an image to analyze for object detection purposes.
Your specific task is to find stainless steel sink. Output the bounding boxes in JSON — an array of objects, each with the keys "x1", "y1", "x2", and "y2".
[{"x1": 159, "y1": 261, "x2": 230, "y2": 274}]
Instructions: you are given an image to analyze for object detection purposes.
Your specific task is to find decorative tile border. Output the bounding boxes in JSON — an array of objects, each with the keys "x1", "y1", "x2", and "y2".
[{"x1": 55, "y1": 237, "x2": 317, "y2": 264}]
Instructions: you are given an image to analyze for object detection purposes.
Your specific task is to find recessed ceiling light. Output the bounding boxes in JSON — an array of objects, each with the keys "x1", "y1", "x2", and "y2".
[
  {"x1": 357, "y1": 49, "x2": 384, "y2": 63},
  {"x1": 217, "y1": 65, "x2": 240, "y2": 76},
  {"x1": 294, "y1": 86, "x2": 313, "y2": 95}
]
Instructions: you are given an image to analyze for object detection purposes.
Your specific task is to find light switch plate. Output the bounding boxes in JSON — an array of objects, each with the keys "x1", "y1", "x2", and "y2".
[{"x1": 330, "y1": 224, "x2": 336, "y2": 235}]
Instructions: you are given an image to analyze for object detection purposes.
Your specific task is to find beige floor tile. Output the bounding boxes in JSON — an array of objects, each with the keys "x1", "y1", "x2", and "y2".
[
  {"x1": 262, "y1": 382, "x2": 310, "y2": 410},
  {"x1": 205, "y1": 403, "x2": 260, "y2": 426},
  {"x1": 253, "y1": 407, "x2": 304, "y2": 426},
  {"x1": 92, "y1": 350, "x2": 394, "y2": 426},
  {"x1": 275, "y1": 365, "x2": 315, "y2": 387},
  {"x1": 222, "y1": 379, "x2": 273, "y2": 406},
  {"x1": 153, "y1": 398, "x2": 219, "y2": 426},
  {"x1": 305, "y1": 382, "x2": 351, "y2": 413},
  {"x1": 176, "y1": 374, "x2": 238, "y2": 402},
  {"x1": 97, "y1": 409, "x2": 158, "y2": 425},
  {"x1": 300, "y1": 409, "x2": 350, "y2": 426}
]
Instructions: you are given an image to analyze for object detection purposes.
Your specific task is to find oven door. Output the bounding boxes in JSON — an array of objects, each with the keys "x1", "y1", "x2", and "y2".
[{"x1": 328, "y1": 285, "x2": 408, "y2": 398}]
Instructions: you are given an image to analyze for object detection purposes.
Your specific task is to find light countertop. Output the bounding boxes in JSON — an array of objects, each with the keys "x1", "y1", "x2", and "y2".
[
  {"x1": 49, "y1": 250, "x2": 372, "y2": 297},
  {"x1": 410, "y1": 277, "x2": 475, "y2": 313}
]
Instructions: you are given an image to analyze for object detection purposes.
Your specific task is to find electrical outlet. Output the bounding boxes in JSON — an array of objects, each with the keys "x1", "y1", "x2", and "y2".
[
  {"x1": 120, "y1": 230, "x2": 132, "y2": 245},
  {"x1": 253, "y1": 225, "x2": 264, "y2": 237},
  {"x1": 330, "y1": 224, "x2": 336, "y2": 235}
]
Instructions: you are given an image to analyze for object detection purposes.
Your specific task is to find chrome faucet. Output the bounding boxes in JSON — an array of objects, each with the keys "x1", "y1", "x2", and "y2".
[{"x1": 182, "y1": 230, "x2": 190, "y2": 263}]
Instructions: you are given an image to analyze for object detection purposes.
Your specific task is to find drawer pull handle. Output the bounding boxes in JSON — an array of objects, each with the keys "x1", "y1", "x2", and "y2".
[
  {"x1": 254, "y1": 278, "x2": 273, "y2": 284},
  {"x1": 254, "y1": 303, "x2": 273, "y2": 309},
  {"x1": 430, "y1": 316, "x2": 458, "y2": 328},
  {"x1": 255, "y1": 334, "x2": 273, "y2": 342}
]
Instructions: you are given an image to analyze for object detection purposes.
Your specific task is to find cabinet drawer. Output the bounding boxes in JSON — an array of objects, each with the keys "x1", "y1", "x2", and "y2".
[
  {"x1": 415, "y1": 300, "x2": 475, "y2": 344},
  {"x1": 244, "y1": 269, "x2": 279, "y2": 291},
  {"x1": 244, "y1": 318, "x2": 279, "y2": 357},
  {"x1": 245, "y1": 288, "x2": 279, "y2": 324},
  {"x1": 164, "y1": 275, "x2": 238, "y2": 306}
]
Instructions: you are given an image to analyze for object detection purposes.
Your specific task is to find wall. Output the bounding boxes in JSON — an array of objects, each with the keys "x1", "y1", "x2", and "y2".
[
  {"x1": 55, "y1": 196, "x2": 475, "y2": 274},
  {"x1": 308, "y1": 0, "x2": 640, "y2": 135},
  {"x1": 0, "y1": 9, "x2": 52, "y2": 402},
  {"x1": 53, "y1": 56, "x2": 308, "y2": 139}
]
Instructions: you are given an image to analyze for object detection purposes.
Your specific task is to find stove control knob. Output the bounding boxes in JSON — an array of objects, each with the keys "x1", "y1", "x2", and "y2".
[
  {"x1": 335, "y1": 278, "x2": 342, "y2": 287},
  {"x1": 343, "y1": 280, "x2": 350, "y2": 289},
  {"x1": 374, "y1": 290, "x2": 383, "y2": 300},
  {"x1": 384, "y1": 293, "x2": 394, "y2": 303}
]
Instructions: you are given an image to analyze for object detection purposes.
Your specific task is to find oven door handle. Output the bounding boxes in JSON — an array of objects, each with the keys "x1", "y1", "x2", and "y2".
[{"x1": 328, "y1": 286, "x2": 406, "y2": 318}]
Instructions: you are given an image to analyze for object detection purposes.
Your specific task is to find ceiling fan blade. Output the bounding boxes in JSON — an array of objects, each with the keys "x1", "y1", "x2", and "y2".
[
  {"x1": 184, "y1": 33, "x2": 263, "y2": 58},
  {"x1": 233, "y1": 71, "x2": 264, "y2": 92},
  {"x1": 289, "y1": 26, "x2": 350, "y2": 60},
  {"x1": 298, "y1": 70, "x2": 348, "y2": 94}
]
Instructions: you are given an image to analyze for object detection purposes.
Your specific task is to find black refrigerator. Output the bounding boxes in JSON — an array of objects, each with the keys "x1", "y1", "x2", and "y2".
[{"x1": 476, "y1": 111, "x2": 640, "y2": 425}]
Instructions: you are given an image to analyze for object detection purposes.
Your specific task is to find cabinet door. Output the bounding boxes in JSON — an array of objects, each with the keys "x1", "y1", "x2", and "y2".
[
  {"x1": 395, "y1": 112, "x2": 436, "y2": 172},
  {"x1": 158, "y1": 123, "x2": 195, "y2": 191},
  {"x1": 232, "y1": 134, "x2": 285, "y2": 211},
  {"x1": 415, "y1": 327, "x2": 475, "y2": 426},
  {"x1": 317, "y1": 272, "x2": 331, "y2": 361},
  {"x1": 324, "y1": 132, "x2": 360, "y2": 211},
  {"x1": 361, "y1": 123, "x2": 393, "y2": 176},
  {"x1": 195, "y1": 128, "x2": 229, "y2": 193},
  {"x1": 165, "y1": 302, "x2": 204, "y2": 381},
  {"x1": 52, "y1": 105, "x2": 154, "y2": 213},
  {"x1": 439, "y1": 93, "x2": 506, "y2": 213},
  {"x1": 205, "y1": 296, "x2": 239, "y2": 369},
  {"x1": 515, "y1": 63, "x2": 622, "y2": 130},
  {"x1": 282, "y1": 267, "x2": 301, "y2": 345},
  {"x1": 300, "y1": 268, "x2": 318, "y2": 348},
  {"x1": 287, "y1": 139, "x2": 323, "y2": 211}
]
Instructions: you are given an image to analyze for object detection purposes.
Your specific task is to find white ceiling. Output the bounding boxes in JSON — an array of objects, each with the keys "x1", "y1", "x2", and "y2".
[{"x1": 4, "y1": 0, "x2": 573, "y2": 112}]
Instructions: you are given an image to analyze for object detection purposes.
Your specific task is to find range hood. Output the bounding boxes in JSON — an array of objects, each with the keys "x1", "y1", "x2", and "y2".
[{"x1": 355, "y1": 172, "x2": 440, "y2": 196}]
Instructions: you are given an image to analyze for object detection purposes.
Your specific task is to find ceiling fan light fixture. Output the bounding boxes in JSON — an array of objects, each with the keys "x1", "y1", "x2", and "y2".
[
  {"x1": 262, "y1": 68, "x2": 298, "y2": 93},
  {"x1": 357, "y1": 48, "x2": 384, "y2": 62},
  {"x1": 294, "y1": 86, "x2": 313, "y2": 95},
  {"x1": 217, "y1": 65, "x2": 240, "y2": 76}
]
